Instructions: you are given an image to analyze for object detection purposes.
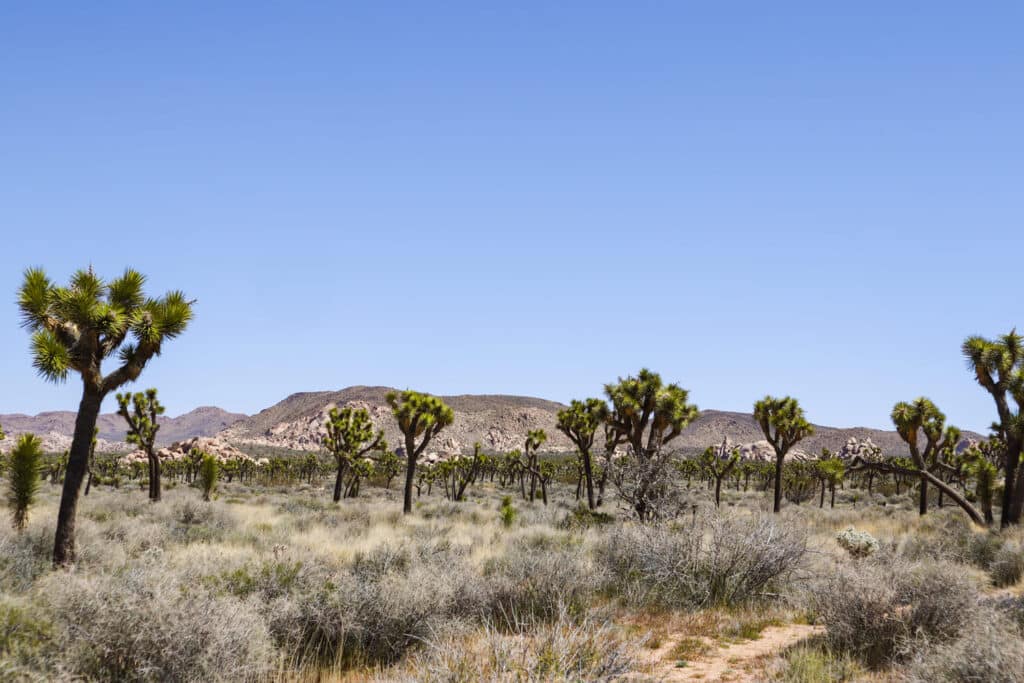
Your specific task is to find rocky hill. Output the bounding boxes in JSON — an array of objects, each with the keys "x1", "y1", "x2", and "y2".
[
  {"x1": 3, "y1": 388, "x2": 980, "y2": 458},
  {"x1": 219, "y1": 386, "x2": 963, "y2": 457},
  {"x1": 0, "y1": 406, "x2": 246, "y2": 453}
]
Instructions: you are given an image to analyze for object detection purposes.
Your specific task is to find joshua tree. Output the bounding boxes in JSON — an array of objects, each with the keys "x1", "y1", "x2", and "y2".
[
  {"x1": 754, "y1": 395, "x2": 815, "y2": 514},
  {"x1": 7, "y1": 433, "x2": 42, "y2": 532},
  {"x1": 556, "y1": 398, "x2": 605, "y2": 510},
  {"x1": 198, "y1": 452, "x2": 218, "y2": 502},
  {"x1": 850, "y1": 398, "x2": 984, "y2": 525},
  {"x1": 698, "y1": 444, "x2": 740, "y2": 507},
  {"x1": 963, "y1": 440, "x2": 1000, "y2": 525},
  {"x1": 323, "y1": 406, "x2": 385, "y2": 503},
  {"x1": 523, "y1": 429, "x2": 548, "y2": 501},
  {"x1": 386, "y1": 390, "x2": 454, "y2": 514},
  {"x1": 816, "y1": 454, "x2": 845, "y2": 509},
  {"x1": 604, "y1": 369, "x2": 698, "y2": 522},
  {"x1": 376, "y1": 449, "x2": 401, "y2": 490},
  {"x1": 117, "y1": 388, "x2": 165, "y2": 502},
  {"x1": 963, "y1": 331, "x2": 1024, "y2": 526},
  {"x1": 453, "y1": 442, "x2": 485, "y2": 502},
  {"x1": 17, "y1": 267, "x2": 193, "y2": 566}
]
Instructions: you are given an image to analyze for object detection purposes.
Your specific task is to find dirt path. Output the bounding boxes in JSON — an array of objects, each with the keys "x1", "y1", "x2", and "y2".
[{"x1": 642, "y1": 623, "x2": 823, "y2": 682}]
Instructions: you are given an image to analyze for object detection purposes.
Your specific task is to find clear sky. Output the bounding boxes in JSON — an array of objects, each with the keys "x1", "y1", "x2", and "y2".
[{"x1": 1, "y1": 2, "x2": 1021, "y2": 431}]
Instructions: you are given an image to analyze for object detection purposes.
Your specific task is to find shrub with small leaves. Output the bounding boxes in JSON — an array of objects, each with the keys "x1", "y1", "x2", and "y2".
[{"x1": 836, "y1": 527, "x2": 879, "y2": 559}]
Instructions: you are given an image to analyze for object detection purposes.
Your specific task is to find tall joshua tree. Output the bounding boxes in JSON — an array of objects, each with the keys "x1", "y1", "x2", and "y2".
[
  {"x1": 754, "y1": 395, "x2": 815, "y2": 513},
  {"x1": 17, "y1": 267, "x2": 193, "y2": 566},
  {"x1": 963, "y1": 331, "x2": 1024, "y2": 526},
  {"x1": 605, "y1": 369, "x2": 698, "y2": 522},
  {"x1": 323, "y1": 406, "x2": 385, "y2": 502},
  {"x1": 387, "y1": 390, "x2": 454, "y2": 514},
  {"x1": 117, "y1": 388, "x2": 165, "y2": 502},
  {"x1": 557, "y1": 398, "x2": 605, "y2": 510}
]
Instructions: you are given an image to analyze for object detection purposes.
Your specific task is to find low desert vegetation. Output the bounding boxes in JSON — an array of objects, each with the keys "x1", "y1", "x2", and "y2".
[{"x1": 3, "y1": 266, "x2": 1024, "y2": 681}]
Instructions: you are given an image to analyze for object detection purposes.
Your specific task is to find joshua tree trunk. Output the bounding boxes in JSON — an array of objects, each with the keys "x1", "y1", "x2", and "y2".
[
  {"x1": 53, "y1": 387, "x2": 103, "y2": 567},
  {"x1": 333, "y1": 463, "x2": 345, "y2": 503},
  {"x1": 830, "y1": 484, "x2": 836, "y2": 508},
  {"x1": 402, "y1": 443, "x2": 417, "y2": 515},
  {"x1": 582, "y1": 453, "x2": 595, "y2": 510},
  {"x1": 714, "y1": 476, "x2": 723, "y2": 507},
  {"x1": 819, "y1": 480, "x2": 826, "y2": 508},
  {"x1": 919, "y1": 476, "x2": 928, "y2": 515},
  {"x1": 773, "y1": 454, "x2": 784, "y2": 513},
  {"x1": 149, "y1": 454, "x2": 162, "y2": 502}
]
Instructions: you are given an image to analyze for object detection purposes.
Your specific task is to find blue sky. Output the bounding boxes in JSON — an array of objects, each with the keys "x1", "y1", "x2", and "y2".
[{"x1": 1, "y1": 2, "x2": 1021, "y2": 431}]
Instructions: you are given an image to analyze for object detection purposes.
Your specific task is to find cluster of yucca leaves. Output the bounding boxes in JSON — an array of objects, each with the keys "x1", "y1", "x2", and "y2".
[
  {"x1": 198, "y1": 451, "x2": 219, "y2": 502},
  {"x1": 7, "y1": 433, "x2": 43, "y2": 532}
]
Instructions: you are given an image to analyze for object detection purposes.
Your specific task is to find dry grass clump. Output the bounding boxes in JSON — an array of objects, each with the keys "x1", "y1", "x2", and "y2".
[
  {"x1": 811, "y1": 556, "x2": 977, "y2": 668},
  {"x1": 37, "y1": 563, "x2": 275, "y2": 681},
  {"x1": 598, "y1": 512, "x2": 807, "y2": 609},
  {"x1": 384, "y1": 607, "x2": 645, "y2": 683}
]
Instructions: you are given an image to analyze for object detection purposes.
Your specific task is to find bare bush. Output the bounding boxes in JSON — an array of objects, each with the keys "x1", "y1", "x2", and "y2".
[
  {"x1": 811, "y1": 558, "x2": 977, "y2": 668},
  {"x1": 39, "y1": 565, "x2": 275, "y2": 682},
  {"x1": 484, "y1": 541, "x2": 595, "y2": 625},
  {"x1": 907, "y1": 612, "x2": 1024, "y2": 683},
  {"x1": 598, "y1": 512, "x2": 807, "y2": 609}
]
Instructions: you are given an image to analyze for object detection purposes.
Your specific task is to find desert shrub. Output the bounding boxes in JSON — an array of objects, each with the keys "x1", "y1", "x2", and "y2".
[
  {"x1": 559, "y1": 506, "x2": 615, "y2": 531},
  {"x1": 599, "y1": 513, "x2": 807, "y2": 609},
  {"x1": 812, "y1": 558, "x2": 977, "y2": 668},
  {"x1": 168, "y1": 499, "x2": 233, "y2": 544},
  {"x1": 387, "y1": 608, "x2": 642, "y2": 683},
  {"x1": 0, "y1": 596, "x2": 55, "y2": 678},
  {"x1": 835, "y1": 527, "x2": 878, "y2": 559},
  {"x1": 40, "y1": 566, "x2": 275, "y2": 681},
  {"x1": 990, "y1": 541, "x2": 1024, "y2": 588},
  {"x1": 906, "y1": 612, "x2": 1024, "y2": 683},
  {"x1": 484, "y1": 542, "x2": 594, "y2": 626},
  {"x1": 0, "y1": 526, "x2": 54, "y2": 592},
  {"x1": 270, "y1": 544, "x2": 488, "y2": 668}
]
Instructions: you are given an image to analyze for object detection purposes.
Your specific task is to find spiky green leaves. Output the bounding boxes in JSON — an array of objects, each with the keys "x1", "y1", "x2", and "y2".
[
  {"x1": 323, "y1": 406, "x2": 385, "y2": 462},
  {"x1": 890, "y1": 397, "x2": 959, "y2": 465},
  {"x1": 753, "y1": 395, "x2": 815, "y2": 456},
  {"x1": 525, "y1": 429, "x2": 547, "y2": 454},
  {"x1": 386, "y1": 390, "x2": 454, "y2": 458},
  {"x1": 604, "y1": 369, "x2": 697, "y2": 455},
  {"x1": 556, "y1": 398, "x2": 606, "y2": 454},
  {"x1": 7, "y1": 433, "x2": 42, "y2": 532},
  {"x1": 16, "y1": 267, "x2": 194, "y2": 392},
  {"x1": 30, "y1": 330, "x2": 71, "y2": 382}
]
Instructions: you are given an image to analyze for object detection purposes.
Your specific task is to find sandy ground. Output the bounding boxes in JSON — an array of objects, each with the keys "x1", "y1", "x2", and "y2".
[{"x1": 642, "y1": 623, "x2": 824, "y2": 682}]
